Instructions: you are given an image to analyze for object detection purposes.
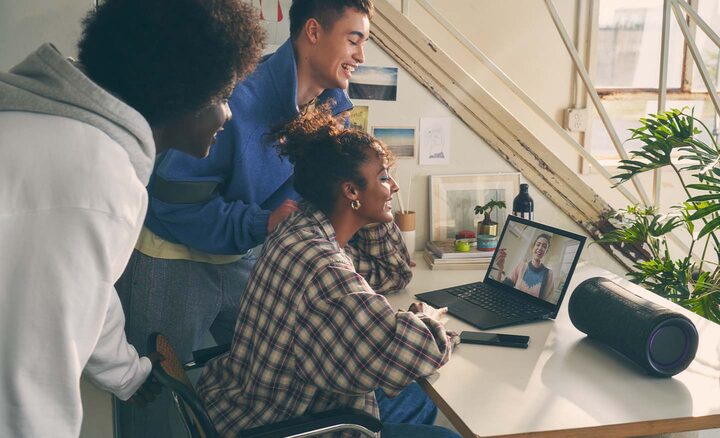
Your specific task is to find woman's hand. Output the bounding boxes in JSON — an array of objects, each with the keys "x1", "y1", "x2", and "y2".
[
  {"x1": 409, "y1": 302, "x2": 449, "y2": 324},
  {"x1": 494, "y1": 248, "x2": 507, "y2": 271}
]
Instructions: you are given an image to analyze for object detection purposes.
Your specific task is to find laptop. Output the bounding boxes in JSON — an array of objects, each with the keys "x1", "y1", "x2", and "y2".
[{"x1": 416, "y1": 215, "x2": 586, "y2": 330}]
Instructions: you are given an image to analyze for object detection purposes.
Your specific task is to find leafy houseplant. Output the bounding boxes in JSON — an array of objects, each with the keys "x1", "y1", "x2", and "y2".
[
  {"x1": 599, "y1": 108, "x2": 720, "y2": 323},
  {"x1": 474, "y1": 200, "x2": 506, "y2": 236}
]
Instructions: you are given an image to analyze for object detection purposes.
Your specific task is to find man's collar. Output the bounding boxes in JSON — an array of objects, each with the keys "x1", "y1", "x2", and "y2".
[
  {"x1": 265, "y1": 39, "x2": 301, "y2": 119},
  {"x1": 266, "y1": 39, "x2": 353, "y2": 118}
]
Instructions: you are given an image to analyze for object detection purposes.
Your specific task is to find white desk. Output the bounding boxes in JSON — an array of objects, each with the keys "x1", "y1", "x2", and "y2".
[{"x1": 385, "y1": 259, "x2": 720, "y2": 437}]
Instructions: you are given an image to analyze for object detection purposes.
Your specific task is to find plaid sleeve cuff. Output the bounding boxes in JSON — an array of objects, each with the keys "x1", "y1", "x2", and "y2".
[{"x1": 346, "y1": 222, "x2": 413, "y2": 293}]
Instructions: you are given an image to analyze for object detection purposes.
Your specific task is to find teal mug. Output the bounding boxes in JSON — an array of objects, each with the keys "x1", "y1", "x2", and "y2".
[{"x1": 477, "y1": 234, "x2": 498, "y2": 251}]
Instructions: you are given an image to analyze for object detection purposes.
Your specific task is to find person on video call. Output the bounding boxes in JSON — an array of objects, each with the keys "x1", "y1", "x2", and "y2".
[{"x1": 490, "y1": 233, "x2": 555, "y2": 300}]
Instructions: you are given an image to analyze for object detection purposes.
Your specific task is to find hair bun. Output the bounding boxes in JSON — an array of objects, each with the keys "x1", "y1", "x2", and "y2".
[{"x1": 274, "y1": 103, "x2": 341, "y2": 163}]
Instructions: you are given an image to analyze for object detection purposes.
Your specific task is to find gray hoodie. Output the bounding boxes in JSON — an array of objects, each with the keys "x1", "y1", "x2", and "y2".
[{"x1": 0, "y1": 43, "x2": 154, "y2": 183}]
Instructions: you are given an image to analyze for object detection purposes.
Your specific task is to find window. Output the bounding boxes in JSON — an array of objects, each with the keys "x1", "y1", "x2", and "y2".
[
  {"x1": 595, "y1": 0, "x2": 684, "y2": 89},
  {"x1": 588, "y1": 0, "x2": 720, "y2": 160}
]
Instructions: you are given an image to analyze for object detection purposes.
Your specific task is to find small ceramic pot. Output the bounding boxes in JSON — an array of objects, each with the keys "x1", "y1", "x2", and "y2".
[{"x1": 477, "y1": 234, "x2": 498, "y2": 251}]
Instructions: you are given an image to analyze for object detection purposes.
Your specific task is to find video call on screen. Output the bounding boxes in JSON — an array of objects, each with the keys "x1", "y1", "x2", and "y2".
[{"x1": 493, "y1": 222, "x2": 581, "y2": 305}]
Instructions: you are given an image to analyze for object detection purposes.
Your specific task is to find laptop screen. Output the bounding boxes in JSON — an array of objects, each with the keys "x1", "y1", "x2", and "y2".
[{"x1": 485, "y1": 216, "x2": 586, "y2": 307}]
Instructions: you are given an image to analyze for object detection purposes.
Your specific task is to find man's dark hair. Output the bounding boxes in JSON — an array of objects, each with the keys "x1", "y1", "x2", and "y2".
[
  {"x1": 78, "y1": 0, "x2": 266, "y2": 126},
  {"x1": 289, "y1": 0, "x2": 374, "y2": 40}
]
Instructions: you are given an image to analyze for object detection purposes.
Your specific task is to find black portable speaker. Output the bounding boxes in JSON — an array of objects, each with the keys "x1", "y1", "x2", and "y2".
[{"x1": 568, "y1": 277, "x2": 698, "y2": 377}]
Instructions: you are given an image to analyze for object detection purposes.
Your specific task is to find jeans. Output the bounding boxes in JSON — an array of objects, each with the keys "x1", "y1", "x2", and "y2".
[
  {"x1": 114, "y1": 249, "x2": 256, "y2": 438},
  {"x1": 377, "y1": 382, "x2": 437, "y2": 425}
]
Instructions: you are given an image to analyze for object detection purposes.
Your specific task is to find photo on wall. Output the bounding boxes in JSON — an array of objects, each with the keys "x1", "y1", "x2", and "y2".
[
  {"x1": 349, "y1": 106, "x2": 369, "y2": 132},
  {"x1": 348, "y1": 66, "x2": 398, "y2": 101},
  {"x1": 372, "y1": 126, "x2": 416, "y2": 159}
]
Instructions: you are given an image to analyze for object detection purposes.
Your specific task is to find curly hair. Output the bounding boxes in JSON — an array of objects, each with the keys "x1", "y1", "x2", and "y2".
[
  {"x1": 78, "y1": 0, "x2": 266, "y2": 126},
  {"x1": 274, "y1": 105, "x2": 394, "y2": 213},
  {"x1": 289, "y1": 0, "x2": 374, "y2": 40}
]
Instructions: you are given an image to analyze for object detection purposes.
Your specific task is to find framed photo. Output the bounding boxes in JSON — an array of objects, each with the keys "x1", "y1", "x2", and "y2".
[
  {"x1": 372, "y1": 126, "x2": 415, "y2": 159},
  {"x1": 429, "y1": 173, "x2": 520, "y2": 240}
]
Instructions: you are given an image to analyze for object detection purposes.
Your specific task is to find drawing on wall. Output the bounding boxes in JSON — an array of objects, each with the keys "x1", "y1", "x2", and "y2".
[
  {"x1": 348, "y1": 66, "x2": 398, "y2": 101},
  {"x1": 372, "y1": 127, "x2": 415, "y2": 158},
  {"x1": 349, "y1": 106, "x2": 369, "y2": 132},
  {"x1": 245, "y1": 0, "x2": 292, "y2": 48},
  {"x1": 419, "y1": 117, "x2": 451, "y2": 165}
]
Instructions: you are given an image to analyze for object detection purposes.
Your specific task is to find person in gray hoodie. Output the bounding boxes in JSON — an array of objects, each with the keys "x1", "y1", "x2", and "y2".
[{"x1": 0, "y1": 0, "x2": 265, "y2": 436}]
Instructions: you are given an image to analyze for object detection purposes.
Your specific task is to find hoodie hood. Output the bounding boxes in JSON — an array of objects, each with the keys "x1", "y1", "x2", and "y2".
[{"x1": 0, "y1": 44, "x2": 155, "y2": 184}]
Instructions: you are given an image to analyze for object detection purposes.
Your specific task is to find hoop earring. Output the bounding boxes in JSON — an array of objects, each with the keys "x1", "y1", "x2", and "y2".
[{"x1": 351, "y1": 199, "x2": 361, "y2": 210}]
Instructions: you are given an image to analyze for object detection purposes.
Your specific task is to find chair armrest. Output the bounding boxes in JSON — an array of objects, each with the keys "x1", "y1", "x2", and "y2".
[
  {"x1": 241, "y1": 408, "x2": 382, "y2": 438},
  {"x1": 184, "y1": 343, "x2": 230, "y2": 370}
]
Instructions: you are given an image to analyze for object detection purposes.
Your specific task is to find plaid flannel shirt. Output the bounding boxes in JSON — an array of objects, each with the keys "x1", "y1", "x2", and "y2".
[{"x1": 197, "y1": 204, "x2": 456, "y2": 437}]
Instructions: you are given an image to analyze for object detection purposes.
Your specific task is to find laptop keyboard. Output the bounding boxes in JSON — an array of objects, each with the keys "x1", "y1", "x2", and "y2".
[{"x1": 446, "y1": 282, "x2": 547, "y2": 319}]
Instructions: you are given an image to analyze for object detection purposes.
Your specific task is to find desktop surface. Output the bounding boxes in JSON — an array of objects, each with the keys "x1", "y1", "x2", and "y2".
[{"x1": 384, "y1": 257, "x2": 720, "y2": 437}]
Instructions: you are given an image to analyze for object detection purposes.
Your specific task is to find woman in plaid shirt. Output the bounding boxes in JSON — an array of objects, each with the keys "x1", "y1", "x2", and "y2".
[{"x1": 197, "y1": 108, "x2": 459, "y2": 437}]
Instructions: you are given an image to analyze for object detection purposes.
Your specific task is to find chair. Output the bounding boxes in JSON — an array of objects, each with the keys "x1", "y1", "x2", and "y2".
[{"x1": 148, "y1": 333, "x2": 383, "y2": 438}]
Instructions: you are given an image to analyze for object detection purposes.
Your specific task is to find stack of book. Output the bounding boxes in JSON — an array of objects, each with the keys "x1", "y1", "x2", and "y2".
[{"x1": 423, "y1": 240, "x2": 494, "y2": 270}]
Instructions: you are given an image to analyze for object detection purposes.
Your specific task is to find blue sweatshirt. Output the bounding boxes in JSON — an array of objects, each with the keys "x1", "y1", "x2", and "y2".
[{"x1": 144, "y1": 39, "x2": 352, "y2": 254}]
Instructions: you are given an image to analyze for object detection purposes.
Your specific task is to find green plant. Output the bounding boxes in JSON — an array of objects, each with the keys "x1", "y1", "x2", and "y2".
[
  {"x1": 598, "y1": 108, "x2": 720, "y2": 323},
  {"x1": 474, "y1": 200, "x2": 506, "y2": 225}
]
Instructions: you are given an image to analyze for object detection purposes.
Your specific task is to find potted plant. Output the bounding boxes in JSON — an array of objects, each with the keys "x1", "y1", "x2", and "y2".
[
  {"x1": 474, "y1": 199, "x2": 506, "y2": 236},
  {"x1": 598, "y1": 108, "x2": 720, "y2": 323}
]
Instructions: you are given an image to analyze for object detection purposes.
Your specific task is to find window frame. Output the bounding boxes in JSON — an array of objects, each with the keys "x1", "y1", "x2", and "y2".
[{"x1": 586, "y1": 0, "x2": 719, "y2": 166}]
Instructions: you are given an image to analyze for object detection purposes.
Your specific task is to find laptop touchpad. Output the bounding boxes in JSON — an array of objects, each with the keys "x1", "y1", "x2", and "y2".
[{"x1": 449, "y1": 302, "x2": 505, "y2": 328}]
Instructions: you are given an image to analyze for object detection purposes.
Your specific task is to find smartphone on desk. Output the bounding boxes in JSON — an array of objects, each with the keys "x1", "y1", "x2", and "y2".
[{"x1": 459, "y1": 331, "x2": 529, "y2": 349}]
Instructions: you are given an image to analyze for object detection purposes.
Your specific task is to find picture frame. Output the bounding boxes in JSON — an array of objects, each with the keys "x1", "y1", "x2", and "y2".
[
  {"x1": 372, "y1": 126, "x2": 415, "y2": 159},
  {"x1": 429, "y1": 173, "x2": 520, "y2": 240}
]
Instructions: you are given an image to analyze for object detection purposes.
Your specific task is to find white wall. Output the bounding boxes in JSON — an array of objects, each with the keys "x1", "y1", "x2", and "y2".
[{"x1": 0, "y1": 0, "x2": 93, "y2": 70}]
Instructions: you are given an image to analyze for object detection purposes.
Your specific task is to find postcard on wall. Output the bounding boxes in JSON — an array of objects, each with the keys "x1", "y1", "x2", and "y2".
[
  {"x1": 349, "y1": 106, "x2": 369, "y2": 132},
  {"x1": 419, "y1": 117, "x2": 451, "y2": 165},
  {"x1": 372, "y1": 126, "x2": 415, "y2": 158},
  {"x1": 348, "y1": 66, "x2": 398, "y2": 101},
  {"x1": 245, "y1": 0, "x2": 292, "y2": 48}
]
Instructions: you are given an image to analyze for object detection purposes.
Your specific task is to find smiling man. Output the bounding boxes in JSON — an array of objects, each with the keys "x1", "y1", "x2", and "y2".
[{"x1": 114, "y1": 1, "x2": 377, "y2": 436}]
